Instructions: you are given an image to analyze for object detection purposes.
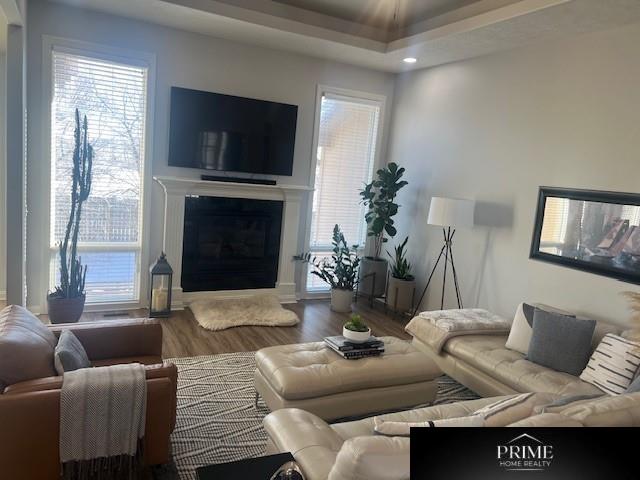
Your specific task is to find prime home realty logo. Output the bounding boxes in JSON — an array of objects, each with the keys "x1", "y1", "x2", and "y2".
[{"x1": 497, "y1": 433, "x2": 554, "y2": 472}]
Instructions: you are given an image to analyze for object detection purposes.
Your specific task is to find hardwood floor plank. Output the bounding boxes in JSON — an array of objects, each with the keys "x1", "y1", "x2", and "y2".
[{"x1": 40, "y1": 299, "x2": 410, "y2": 358}]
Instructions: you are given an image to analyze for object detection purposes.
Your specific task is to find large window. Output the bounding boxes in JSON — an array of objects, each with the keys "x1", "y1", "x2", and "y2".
[
  {"x1": 306, "y1": 90, "x2": 382, "y2": 291},
  {"x1": 50, "y1": 50, "x2": 148, "y2": 304}
]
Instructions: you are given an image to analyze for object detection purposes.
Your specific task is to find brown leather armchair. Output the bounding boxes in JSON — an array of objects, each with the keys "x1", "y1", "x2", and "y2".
[{"x1": 0, "y1": 318, "x2": 178, "y2": 480}]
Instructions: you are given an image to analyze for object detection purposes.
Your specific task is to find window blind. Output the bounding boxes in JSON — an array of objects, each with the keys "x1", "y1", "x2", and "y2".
[
  {"x1": 540, "y1": 197, "x2": 570, "y2": 246},
  {"x1": 50, "y1": 50, "x2": 148, "y2": 304},
  {"x1": 307, "y1": 93, "x2": 381, "y2": 291}
]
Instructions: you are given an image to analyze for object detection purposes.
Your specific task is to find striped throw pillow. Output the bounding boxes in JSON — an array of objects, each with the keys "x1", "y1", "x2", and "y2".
[{"x1": 579, "y1": 334, "x2": 640, "y2": 395}]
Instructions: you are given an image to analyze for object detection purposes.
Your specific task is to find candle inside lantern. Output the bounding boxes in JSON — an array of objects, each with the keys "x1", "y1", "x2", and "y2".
[{"x1": 152, "y1": 288, "x2": 168, "y2": 312}]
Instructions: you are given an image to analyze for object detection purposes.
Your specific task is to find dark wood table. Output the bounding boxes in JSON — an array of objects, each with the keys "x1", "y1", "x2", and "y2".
[{"x1": 196, "y1": 452, "x2": 295, "y2": 479}]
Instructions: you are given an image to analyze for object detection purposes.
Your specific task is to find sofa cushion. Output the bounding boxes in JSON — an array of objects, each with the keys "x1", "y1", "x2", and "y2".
[
  {"x1": 580, "y1": 334, "x2": 640, "y2": 395},
  {"x1": 505, "y1": 303, "x2": 573, "y2": 355},
  {"x1": 444, "y1": 335, "x2": 603, "y2": 396},
  {"x1": 559, "y1": 392, "x2": 640, "y2": 426},
  {"x1": 527, "y1": 310, "x2": 595, "y2": 376},
  {"x1": 328, "y1": 436, "x2": 410, "y2": 480},
  {"x1": 0, "y1": 305, "x2": 57, "y2": 390},
  {"x1": 508, "y1": 413, "x2": 584, "y2": 427},
  {"x1": 54, "y1": 330, "x2": 91, "y2": 374},
  {"x1": 331, "y1": 396, "x2": 502, "y2": 440}
]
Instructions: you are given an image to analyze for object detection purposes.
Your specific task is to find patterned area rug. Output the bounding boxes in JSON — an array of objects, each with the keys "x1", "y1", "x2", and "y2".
[{"x1": 163, "y1": 352, "x2": 479, "y2": 479}]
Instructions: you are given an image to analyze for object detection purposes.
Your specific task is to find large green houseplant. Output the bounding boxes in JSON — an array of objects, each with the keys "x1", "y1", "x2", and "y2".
[
  {"x1": 295, "y1": 225, "x2": 360, "y2": 312},
  {"x1": 47, "y1": 109, "x2": 93, "y2": 324},
  {"x1": 359, "y1": 162, "x2": 408, "y2": 298}
]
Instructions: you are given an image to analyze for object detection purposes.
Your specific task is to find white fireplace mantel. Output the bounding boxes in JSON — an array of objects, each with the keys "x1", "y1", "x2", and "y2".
[{"x1": 154, "y1": 176, "x2": 313, "y2": 308}]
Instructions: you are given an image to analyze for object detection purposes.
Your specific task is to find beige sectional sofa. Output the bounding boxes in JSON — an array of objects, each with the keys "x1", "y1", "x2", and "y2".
[
  {"x1": 262, "y1": 307, "x2": 640, "y2": 480},
  {"x1": 264, "y1": 392, "x2": 640, "y2": 480},
  {"x1": 407, "y1": 315, "x2": 623, "y2": 398}
]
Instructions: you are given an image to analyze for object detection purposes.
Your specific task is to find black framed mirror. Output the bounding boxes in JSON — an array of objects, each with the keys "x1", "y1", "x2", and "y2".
[{"x1": 530, "y1": 187, "x2": 640, "y2": 284}]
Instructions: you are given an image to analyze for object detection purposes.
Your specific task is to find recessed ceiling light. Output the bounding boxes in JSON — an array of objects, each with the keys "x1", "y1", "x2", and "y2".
[{"x1": 403, "y1": 57, "x2": 417, "y2": 64}]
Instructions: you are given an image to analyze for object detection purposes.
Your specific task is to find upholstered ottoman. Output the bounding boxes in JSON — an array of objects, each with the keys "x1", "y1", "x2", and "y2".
[{"x1": 254, "y1": 336, "x2": 441, "y2": 421}]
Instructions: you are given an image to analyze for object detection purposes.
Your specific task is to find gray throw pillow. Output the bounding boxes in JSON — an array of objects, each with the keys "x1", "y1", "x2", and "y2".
[
  {"x1": 626, "y1": 375, "x2": 640, "y2": 394},
  {"x1": 54, "y1": 330, "x2": 91, "y2": 375},
  {"x1": 526, "y1": 310, "x2": 596, "y2": 376}
]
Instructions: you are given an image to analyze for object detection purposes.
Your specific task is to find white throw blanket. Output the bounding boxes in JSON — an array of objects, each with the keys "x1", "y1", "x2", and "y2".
[
  {"x1": 60, "y1": 363, "x2": 147, "y2": 479},
  {"x1": 405, "y1": 308, "x2": 511, "y2": 353}
]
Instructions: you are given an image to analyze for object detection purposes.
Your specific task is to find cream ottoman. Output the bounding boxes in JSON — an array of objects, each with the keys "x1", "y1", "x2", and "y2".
[{"x1": 254, "y1": 336, "x2": 441, "y2": 421}]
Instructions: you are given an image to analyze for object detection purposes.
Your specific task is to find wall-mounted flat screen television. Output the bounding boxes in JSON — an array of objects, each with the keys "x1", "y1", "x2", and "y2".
[
  {"x1": 168, "y1": 87, "x2": 298, "y2": 175},
  {"x1": 530, "y1": 187, "x2": 640, "y2": 284}
]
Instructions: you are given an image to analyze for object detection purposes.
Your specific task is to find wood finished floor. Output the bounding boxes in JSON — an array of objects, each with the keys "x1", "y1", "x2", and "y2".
[{"x1": 41, "y1": 299, "x2": 410, "y2": 358}]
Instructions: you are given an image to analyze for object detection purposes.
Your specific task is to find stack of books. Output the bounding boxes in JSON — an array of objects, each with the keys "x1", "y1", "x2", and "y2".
[{"x1": 324, "y1": 336, "x2": 385, "y2": 359}]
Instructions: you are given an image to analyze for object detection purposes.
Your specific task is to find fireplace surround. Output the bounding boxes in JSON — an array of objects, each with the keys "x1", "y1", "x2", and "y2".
[{"x1": 154, "y1": 176, "x2": 311, "y2": 308}]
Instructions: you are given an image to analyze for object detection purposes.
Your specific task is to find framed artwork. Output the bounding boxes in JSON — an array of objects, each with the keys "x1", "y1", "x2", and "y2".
[{"x1": 530, "y1": 187, "x2": 640, "y2": 284}]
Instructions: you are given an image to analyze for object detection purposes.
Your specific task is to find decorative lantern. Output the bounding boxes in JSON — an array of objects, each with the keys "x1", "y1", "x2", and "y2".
[{"x1": 149, "y1": 252, "x2": 173, "y2": 317}]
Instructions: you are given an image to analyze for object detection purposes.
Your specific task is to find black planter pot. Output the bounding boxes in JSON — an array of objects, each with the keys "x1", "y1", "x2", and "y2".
[{"x1": 47, "y1": 294, "x2": 86, "y2": 324}]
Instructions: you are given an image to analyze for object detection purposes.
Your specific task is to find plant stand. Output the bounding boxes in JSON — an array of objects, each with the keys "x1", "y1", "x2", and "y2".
[
  {"x1": 385, "y1": 281, "x2": 416, "y2": 318},
  {"x1": 355, "y1": 270, "x2": 384, "y2": 307}
]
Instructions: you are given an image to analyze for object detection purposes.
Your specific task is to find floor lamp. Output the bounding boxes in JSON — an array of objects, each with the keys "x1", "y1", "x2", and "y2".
[{"x1": 412, "y1": 197, "x2": 475, "y2": 316}]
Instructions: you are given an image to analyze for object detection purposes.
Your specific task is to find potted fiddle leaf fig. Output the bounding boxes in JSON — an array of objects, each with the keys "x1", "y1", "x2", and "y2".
[
  {"x1": 387, "y1": 237, "x2": 416, "y2": 313},
  {"x1": 47, "y1": 109, "x2": 93, "y2": 324},
  {"x1": 359, "y1": 162, "x2": 408, "y2": 298},
  {"x1": 295, "y1": 225, "x2": 360, "y2": 312},
  {"x1": 342, "y1": 314, "x2": 371, "y2": 343}
]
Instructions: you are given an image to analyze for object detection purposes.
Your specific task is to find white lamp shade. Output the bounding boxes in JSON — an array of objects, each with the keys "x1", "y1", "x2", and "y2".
[{"x1": 427, "y1": 197, "x2": 475, "y2": 228}]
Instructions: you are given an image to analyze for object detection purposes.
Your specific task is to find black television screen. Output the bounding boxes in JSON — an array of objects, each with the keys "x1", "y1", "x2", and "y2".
[{"x1": 168, "y1": 87, "x2": 297, "y2": 175}]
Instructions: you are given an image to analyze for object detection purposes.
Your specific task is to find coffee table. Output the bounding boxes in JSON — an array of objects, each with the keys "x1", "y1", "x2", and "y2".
[{"x1": 254, "y1": 336, "x2": 441, "y2": 421}]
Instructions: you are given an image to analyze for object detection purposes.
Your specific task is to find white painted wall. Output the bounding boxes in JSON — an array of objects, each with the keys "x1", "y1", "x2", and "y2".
[
  {"x1": 25, "y1": 0, "x2": 395, "y2": 310},
  {"x1": 388, "y1": 21, "x2": 640, "y2": 327}
]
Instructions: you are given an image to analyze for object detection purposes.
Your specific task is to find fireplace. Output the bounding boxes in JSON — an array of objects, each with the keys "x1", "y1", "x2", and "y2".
[
  {"x1": 181, "y1": 196, "x2": 284, "y2": 292},
  {"x1": 155, "y1": 176, "x2": 309, "y2": 307}
]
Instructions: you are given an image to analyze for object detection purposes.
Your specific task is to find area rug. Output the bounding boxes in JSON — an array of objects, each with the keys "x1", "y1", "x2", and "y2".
[
  {"x1": 189, "y1": 294, "x2": 299, "y2": 331},
  {"x1": 164, "y1": 352, "x2": 479, "y2": 480}
]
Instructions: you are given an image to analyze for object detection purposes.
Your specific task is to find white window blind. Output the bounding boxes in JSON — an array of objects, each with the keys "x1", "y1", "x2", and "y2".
[
  {"x1": 50, "y1": 50, "x2": 148, "y2": 304},
  {"x1": 307, "y1": 93, "x2": 381, "y2": 291},
  {"x1": 540, "y1": 197, "x2": 570, "y2": 252}
]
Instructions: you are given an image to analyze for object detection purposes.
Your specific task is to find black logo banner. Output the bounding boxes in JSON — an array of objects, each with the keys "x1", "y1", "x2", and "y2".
[{"x1": 411, "y1": 427, "x2": 636, "y2": 480}]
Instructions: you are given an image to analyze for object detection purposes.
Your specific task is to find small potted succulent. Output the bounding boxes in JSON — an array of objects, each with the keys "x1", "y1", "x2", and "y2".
[
  {"x1": 342, "y1": 314, "x2": 371, "y2": 343},
  {"x1": 295, "y1": 224, "x2": 360, "y2": 312},
  {"x1": 387, "y1": 237, "x2": 416, "y2": 313}
]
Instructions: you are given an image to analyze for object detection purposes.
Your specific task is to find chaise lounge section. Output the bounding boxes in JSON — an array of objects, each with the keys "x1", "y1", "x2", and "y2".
[{"x1": 406, "y1": 307, "x2": 624, "y2": 397}]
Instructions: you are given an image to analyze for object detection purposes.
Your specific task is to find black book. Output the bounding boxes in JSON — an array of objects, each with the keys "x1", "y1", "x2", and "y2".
[
  {"x1": 324, "y1": 335, "x2": 384, "y2": 352},
  {"x1": 325, "y1": 341, "x2": 384, "y2": 359}
]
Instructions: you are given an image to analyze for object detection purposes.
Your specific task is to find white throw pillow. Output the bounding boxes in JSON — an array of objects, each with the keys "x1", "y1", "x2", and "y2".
[
  {"x1": 373, "y1": 415, "x2": 484, "y2": 436},
  {"x1": 579, "y1": 334, "x2": 640, "y2": 395},
  {"x1": 505, "y1": 302, "x2": 573, "y2": 355},
  {"x1": 472, "y1": 392, "x2": 558, "y2": 426}
]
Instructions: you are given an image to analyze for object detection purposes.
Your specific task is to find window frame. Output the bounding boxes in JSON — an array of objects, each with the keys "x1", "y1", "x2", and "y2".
[
  {"x1": 301, "y1": 85, "x2": 387, "y2": 297},
  {"x1": 42, "y1": 36, "x2": 156, "y2": 311}
]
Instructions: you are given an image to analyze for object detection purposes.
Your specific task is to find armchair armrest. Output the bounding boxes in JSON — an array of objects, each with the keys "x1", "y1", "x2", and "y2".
[{"x1": 48, "y1": 318, "x2": 163, "y2": 360}]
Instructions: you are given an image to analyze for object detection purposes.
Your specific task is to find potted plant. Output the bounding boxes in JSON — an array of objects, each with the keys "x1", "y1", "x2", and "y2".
[
  {"x1": 359, "y1": 162, "x2": 408, "y2": 298},
  {"x1": 295, "y1": 224, "x2": 360, "y2": 312},
  {"x1": 387, "y1": 237, "x2": 416, "y2": 313},
  {"x1": 342, "y1": 314, "x2": 371, "y2": 343},
  {"x1": 47, "y1": 109, "x2": 93, "y2": 324}
]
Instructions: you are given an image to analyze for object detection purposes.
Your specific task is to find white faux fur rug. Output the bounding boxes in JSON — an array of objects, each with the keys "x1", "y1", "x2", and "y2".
[{"x1": 189, "y1": 294, "x2": 300, "y2": 331}]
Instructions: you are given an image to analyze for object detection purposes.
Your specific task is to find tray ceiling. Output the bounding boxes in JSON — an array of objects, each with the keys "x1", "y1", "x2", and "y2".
[{"x1": 51, "y1": 0, "x2": 640, "y2": 72}]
